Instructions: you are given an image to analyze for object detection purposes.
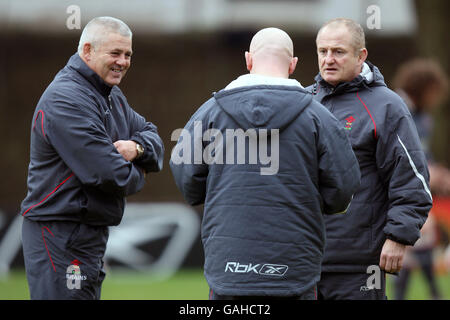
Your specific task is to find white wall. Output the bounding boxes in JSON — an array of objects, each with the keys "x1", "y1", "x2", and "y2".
[{"x1": 0, "y1": 0, "x2": 416, "y2": 35}]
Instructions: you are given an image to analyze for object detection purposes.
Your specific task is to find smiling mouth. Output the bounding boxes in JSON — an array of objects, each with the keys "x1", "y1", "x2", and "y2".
[{"x1": 111, "y1": 67, "x2": 123, "y2": 74}]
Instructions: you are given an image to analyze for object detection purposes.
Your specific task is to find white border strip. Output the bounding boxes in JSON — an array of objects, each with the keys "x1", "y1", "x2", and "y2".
[{"x1": 397, "y1": 135, "x2": 432, "y2": 201}]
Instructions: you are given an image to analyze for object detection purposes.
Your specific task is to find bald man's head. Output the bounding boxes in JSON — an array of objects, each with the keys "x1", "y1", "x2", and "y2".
[
  {"x1": 249, "y1": 27, "x2": 294, "y2": 58},
  {"x1": 245, "y1": 27, "x2": 298, "y2": 78}
]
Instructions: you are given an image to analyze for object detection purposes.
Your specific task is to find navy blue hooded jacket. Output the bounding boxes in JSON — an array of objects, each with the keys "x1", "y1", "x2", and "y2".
[
  {"x1": 20, "y1": 53, "x2": 164, "y2": 226},
  {"x1": 170, "y1": 82, "x2": 360, "y2": 296},
  {"x1": 306, "y1": 62, "x2": 433, "y2": 272}
]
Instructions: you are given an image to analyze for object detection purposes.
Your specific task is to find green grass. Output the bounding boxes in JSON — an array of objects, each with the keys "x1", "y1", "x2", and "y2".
[
  {"x1": 1, "y1": 268, "x2": 449, "y2": 300},
  {"x1": 0, "y1": 269, "x2": 31, "y2": 300},
  {"x1": 0, "y1": 268, "x2": 209, "y2": 300},
  {"x1": 101, "y1": 269, "x2": 209, "y2": 300},
  {"x1": 386, "y1": 271, "x2": 450, "y2": 300}
]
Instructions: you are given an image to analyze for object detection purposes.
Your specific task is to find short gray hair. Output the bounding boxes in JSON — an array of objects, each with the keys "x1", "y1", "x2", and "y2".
[
  {"x1": 78, "y1": 16, "x2": 132, "y2": 54},
  {"x1": 317, "y1": 18, "x2": 365, "y2": 54}
]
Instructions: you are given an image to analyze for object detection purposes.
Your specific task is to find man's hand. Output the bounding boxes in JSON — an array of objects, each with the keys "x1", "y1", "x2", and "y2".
[
  {"x1": 113, "y1": 140, "x2": 138, "y2": 162},
  {"x1": 379, "y1": 238, "x2": 406, "y2": 273}
]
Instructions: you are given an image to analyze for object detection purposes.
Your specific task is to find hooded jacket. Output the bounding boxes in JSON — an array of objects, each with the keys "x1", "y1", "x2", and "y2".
[
  {"x1": 306, "y1": 62, "x2": 433, "y2": 272},
  {"x1": 20, "y1": 53, "x2": 164, "y2": 226},
  {"x1": 170, "y1": 75, "x2": 360, "y2": 296}
]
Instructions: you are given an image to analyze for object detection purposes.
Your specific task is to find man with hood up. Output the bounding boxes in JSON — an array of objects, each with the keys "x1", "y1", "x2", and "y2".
[{"x1": 170, "y1": 27, "x2": 360, "y2": 299}]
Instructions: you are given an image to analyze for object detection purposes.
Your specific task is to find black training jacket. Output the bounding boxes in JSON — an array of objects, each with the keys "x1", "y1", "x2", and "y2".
[
  {"x1": 20, "y1": 53, "x2": 164, "y2": 226},
  {"x1": 307, "y1": 62, "x2": 432, "y2": 272},
  {"x1": 170, "y1": 84, "x2": 360, "y2": 296}
]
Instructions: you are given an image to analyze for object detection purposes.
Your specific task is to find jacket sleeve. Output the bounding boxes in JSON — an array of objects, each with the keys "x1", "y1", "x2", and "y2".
[
  {"x1": 317, "y1": 107, "x2": 361, "y2": 214},
  {"x1": 376, "y1": 112, "x2": 432, "y2": 245},
  {"x1": 125, "y1": 106, "x2": 165, "y2": 173},
  {"x1": 45, "y1": 89, "x2": 145, "y2": 197},
  {"x1": 169, "y1": 103, "x2": 213, "y2": 206}
]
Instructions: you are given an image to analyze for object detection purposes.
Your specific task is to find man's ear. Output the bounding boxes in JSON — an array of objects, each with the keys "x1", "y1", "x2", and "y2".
[
  {"x1": 358, "y1": 48, "x2": 368, "y2": 64},
  {"x1": 82, "y1": 43, "x2": 93, "y2": 62},
  {"x1": 289, "y1": 57, "x2": 299, "y2": 75},
  {"x1": 245, "y1": 51, "x2": 252, "y2": 72}
]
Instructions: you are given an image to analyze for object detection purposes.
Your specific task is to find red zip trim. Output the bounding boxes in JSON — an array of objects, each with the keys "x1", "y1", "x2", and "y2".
[
  {"x1": 41, "y1": 226, "x2": 56, "y2": 272},
  {"x1": 356, "y1": 91, "x2": 377, "y2": 139},
  {"x1": 33, "y1": 110, "x2": 46, "y2": 138},
  {"x1": 22, "y1": 173, "x2": 75, "y2": 216}
]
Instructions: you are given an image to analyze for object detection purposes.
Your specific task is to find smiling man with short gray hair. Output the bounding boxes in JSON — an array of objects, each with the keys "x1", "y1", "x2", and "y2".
[{"x1": 21, "y1": 16, "x2": 164, "y2": 300}]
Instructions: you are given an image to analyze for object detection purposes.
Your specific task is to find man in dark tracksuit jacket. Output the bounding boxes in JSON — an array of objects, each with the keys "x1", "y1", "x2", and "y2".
[
  {"x1": 20, "y1": 17, "x2": 164, "y2": 299},
  {"x1": 307, "y1": 18, "x2": 432, "y2": 299},
  {"x1": 170, "y1": 28, "x2": 360, "y2": 299}
]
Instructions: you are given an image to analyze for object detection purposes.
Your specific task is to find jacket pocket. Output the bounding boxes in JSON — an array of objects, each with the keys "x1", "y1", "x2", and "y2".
[
  {"x1": 324, "y1": 202, "x2": 372, "y2": 250},
  {"x1": 80, "y1": 187, "x2": 124, "y2": 226},
  {"x1": 65, "y1": 223, "x2": 82, "y2": 249},
  {"x1": 64, "y1": 223, "x2": 109, "y2": 257}
]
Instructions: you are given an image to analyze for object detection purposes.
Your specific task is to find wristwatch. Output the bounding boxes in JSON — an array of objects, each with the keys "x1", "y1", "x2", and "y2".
[{"x1": 135, "y1": 143, "x2": 144, "y2": 160}]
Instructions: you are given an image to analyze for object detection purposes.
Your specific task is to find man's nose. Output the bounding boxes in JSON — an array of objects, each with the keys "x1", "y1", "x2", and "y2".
[
  {"x1": 324, "y1": 51, "x2": 335, "y2": 64},
  {"x1": 116, "y1": 55, "x2": 129, "y2": 67}
]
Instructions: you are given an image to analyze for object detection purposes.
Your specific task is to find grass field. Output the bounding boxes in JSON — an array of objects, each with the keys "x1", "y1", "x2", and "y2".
[{"x1": 1, "y1": 268, "x2": 449, "y2": 300}]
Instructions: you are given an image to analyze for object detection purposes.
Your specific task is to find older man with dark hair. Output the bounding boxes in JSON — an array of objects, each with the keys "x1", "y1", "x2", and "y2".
[
  {"x1": 21, "y1": 16, "x2": 164, "y2": 300},
  {"x1": 307, "y1": 18, "x2": 433, "y2": 300}
]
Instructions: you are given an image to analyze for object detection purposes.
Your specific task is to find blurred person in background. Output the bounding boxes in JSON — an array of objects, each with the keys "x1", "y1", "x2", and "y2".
[
  {"x1": 393, "y1": 58, "x2": 449, "y2": 300},
  {"x1": 307, "y1": 18, "x2": 433, "y2": 300},
  {"x1": 445, "y1": 245, "x2": 450, "y2": 272},
  {"x1": 393, "y1": 58, "x2": 450, "y2": 196},
  {"x1": 20, "y1": 17, "x2": 164, "y2": 300}
]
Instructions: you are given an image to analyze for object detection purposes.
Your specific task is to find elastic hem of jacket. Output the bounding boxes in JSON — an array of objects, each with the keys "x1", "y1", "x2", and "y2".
[
  {"x1": 321, "y1": 263, "x2": 379, "y2": 273},
  {"x1": 207, "y1": 276, "x2": 319, "y2": 297},
  {"x1": 385, "y1": 234, "x2": 412, "y2": 246},
  {"x1": 324, "y1": 195, "x2": 354, "y2": 214}
]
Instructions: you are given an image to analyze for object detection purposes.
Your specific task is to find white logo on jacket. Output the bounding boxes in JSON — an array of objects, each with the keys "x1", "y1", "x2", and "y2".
[
  {"x1": 225, "y1": 262, "x2": 288, "y2": 276},
  {"x1": 66, "y1": 262, "x2": 87, "y2": 290}
]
